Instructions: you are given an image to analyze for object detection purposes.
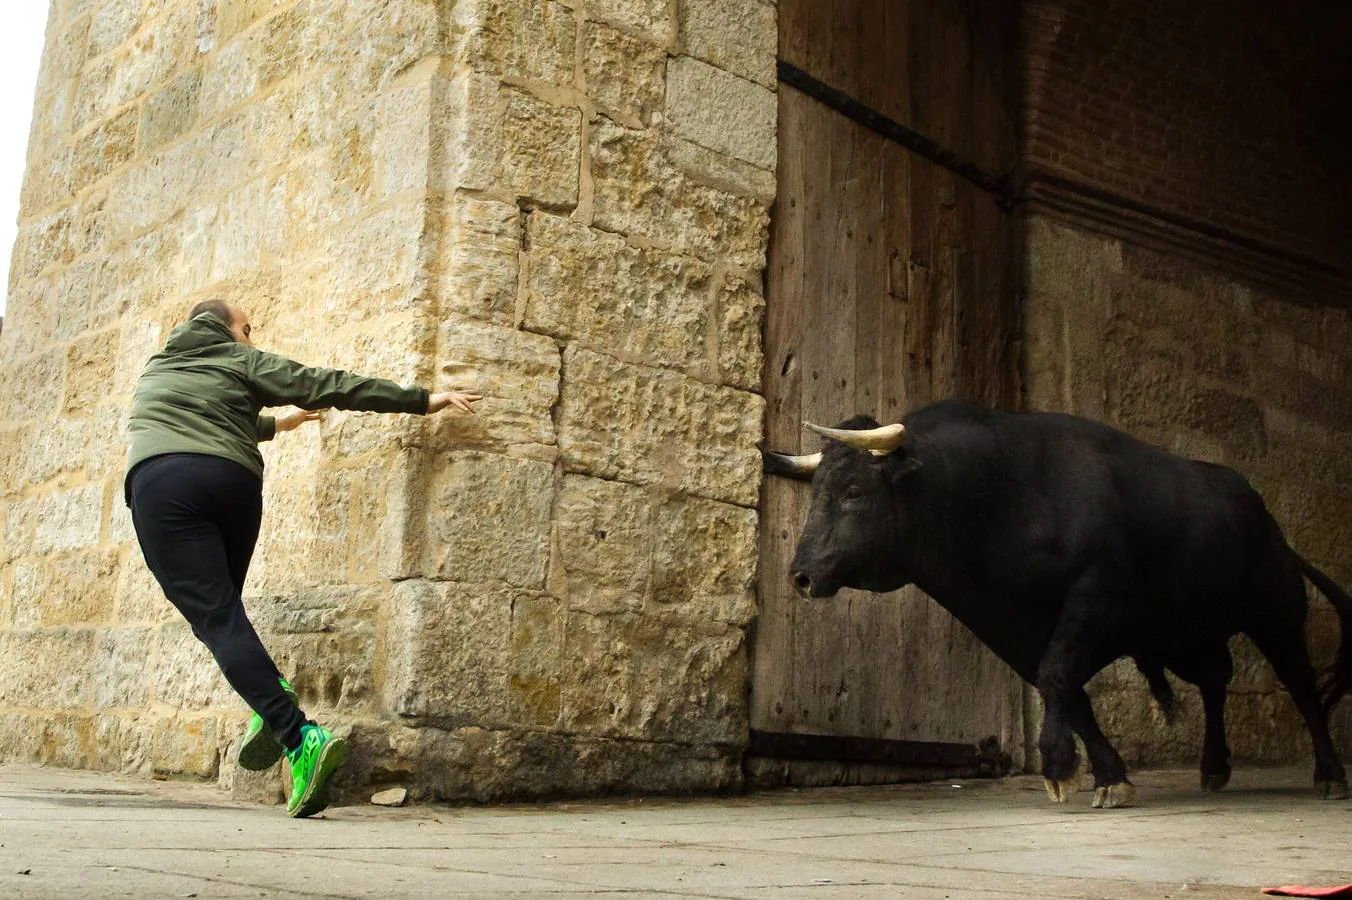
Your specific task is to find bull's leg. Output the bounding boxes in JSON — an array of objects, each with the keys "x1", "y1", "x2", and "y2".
[
  {"x1": 1249, "y1": 622, "x2": 1348, "y2": 800},
  {"x1": 1064, "y1": 688, "x2": 1134, "y2": 808},
  {"x1": 1168, "y1": 645, "x2": 1234, "y2": 792},
  {"x1": 1035, "y1": 653, "x2": 1082, "y2": 802},
  {"x1": 1037, "y1": 581, "x2": 1134, "y2": 808}
]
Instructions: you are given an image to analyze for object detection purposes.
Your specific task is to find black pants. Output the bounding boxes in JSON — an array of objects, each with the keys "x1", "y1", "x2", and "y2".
[{"x1": 128, "y1": 454, "x2": 307, "y2": 751}]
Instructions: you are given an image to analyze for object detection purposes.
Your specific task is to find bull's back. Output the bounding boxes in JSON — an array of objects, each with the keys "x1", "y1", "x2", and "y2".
[{"x1": 911, "y1": 402, "x2": 1287, "y2": 642}]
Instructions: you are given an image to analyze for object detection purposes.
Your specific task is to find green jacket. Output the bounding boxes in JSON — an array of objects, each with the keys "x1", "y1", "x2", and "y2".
[{"x1": 126, "y1": 312, "x2": 429, "y2": 484}]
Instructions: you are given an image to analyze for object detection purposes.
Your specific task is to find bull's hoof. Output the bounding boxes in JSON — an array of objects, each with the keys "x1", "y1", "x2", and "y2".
[
  {"x1": 1043, "y1": 775, "x2": 1080, "y2": 803},
  {"x1": 1091, "y1": 782, "x2": 1136, "y2": 809},
  {"x1": 1316, "y1": 779, "x2": 1348, "y2": 800},
  {"x1": 1200, "y1": 772, "x2": 1230, "y2": 792}
]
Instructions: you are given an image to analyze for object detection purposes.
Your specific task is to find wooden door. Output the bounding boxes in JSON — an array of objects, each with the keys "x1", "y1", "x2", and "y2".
[{"x1": 752, "y1": 0, "x2": 1025, "y2": 771}]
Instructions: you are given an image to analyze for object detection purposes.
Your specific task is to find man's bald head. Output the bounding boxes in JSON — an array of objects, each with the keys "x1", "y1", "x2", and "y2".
[{"x1": 188, "y1": 299, "x2": 252, "y2": 346}]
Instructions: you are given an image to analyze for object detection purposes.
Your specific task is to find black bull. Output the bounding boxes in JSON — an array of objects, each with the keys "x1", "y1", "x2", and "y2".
[{"x1": 763, "y1": 400, "x2": 1352, "y2": 807}]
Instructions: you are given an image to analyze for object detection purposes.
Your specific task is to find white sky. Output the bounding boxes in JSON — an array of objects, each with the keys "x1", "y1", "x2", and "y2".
[{"x1": 0, "y1": 2, "x2": 51, "y2": 317}]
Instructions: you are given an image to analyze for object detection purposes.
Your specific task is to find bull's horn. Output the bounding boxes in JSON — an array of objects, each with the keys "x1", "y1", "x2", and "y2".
[
  {"x1": 805, "y1": 422, "x2": 906, "y2": 456},
  {"x1": 761, "y1": 450, "x2": 821, "y2": 480}
]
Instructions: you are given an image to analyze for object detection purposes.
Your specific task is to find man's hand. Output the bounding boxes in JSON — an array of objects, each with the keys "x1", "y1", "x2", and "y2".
[
  {"x1": 275, "y1": 408, "x2": 322, "y2": 433},
  {"x1": 428, "y1": 392, "x2": 483, "y2": 415}
]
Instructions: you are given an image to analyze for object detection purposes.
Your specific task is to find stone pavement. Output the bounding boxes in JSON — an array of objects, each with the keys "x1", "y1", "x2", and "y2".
[{"x1": 1, "y1": 764, "x2": 1349, "y2": 899}]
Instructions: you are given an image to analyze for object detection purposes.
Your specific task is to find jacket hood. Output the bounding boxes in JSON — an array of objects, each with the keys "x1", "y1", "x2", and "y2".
[{"x1": 163, "y1": 312, "x2": 237, "y2": 354}]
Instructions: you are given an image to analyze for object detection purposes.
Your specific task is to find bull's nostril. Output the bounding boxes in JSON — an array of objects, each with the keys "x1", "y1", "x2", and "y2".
[{"x1": 793, "y1": 572, "x2": 812, "y2": 593}]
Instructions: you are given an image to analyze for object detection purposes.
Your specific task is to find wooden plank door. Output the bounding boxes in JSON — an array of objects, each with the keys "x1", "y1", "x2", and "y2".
[{"x1": 752, "y1": 0, "x2": 1024, "y2": 766}]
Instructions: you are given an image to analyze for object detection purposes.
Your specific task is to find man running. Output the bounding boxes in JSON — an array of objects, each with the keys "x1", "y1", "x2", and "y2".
[{"x1": 125, "y1": 299, "x2": 480, "y2": 817}]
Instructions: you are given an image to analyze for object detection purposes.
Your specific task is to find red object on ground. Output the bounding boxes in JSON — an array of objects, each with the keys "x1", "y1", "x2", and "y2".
[{"x1": 1262, "y1": 885, "x2": 1352, "y2": 897}]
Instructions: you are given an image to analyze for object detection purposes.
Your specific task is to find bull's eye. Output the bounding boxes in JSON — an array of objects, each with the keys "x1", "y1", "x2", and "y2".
[{"x1": 843, "y1": 485, "x2": 863, "y2": 502}]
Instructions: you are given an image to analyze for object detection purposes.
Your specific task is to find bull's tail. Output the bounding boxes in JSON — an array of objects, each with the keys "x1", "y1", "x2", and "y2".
[{"x1": 1296, "y1": 555, "x2": 1352, "y2": 714}]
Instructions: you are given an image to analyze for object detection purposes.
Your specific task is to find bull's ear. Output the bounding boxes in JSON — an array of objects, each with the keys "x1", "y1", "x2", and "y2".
[
  {"x1": 884, "y1": 449, "x2": 922, "y2": 480},
  {"x1": 760, "y1": 445, "x2": 820, "y2": 481}
]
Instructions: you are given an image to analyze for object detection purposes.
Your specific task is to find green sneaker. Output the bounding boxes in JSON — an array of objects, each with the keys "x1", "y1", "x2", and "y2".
[
  {"x1": 237, "y1": 677, "x2": 300, "y2": 772},
  {"x1": 286, "y1": 724, "x2": 348, "y2": 819}
]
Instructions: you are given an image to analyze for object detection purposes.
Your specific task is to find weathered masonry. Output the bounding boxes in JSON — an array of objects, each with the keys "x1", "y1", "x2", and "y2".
[{"x1": 0, "y1": 0, "x2": 1348, "y2": 800}]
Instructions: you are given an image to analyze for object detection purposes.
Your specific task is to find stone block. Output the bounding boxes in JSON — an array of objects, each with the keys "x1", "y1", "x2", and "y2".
[
  {"x1": 583, "y1": 21, "x2": 666, "y2": 127},
  {"x1": 0, "y1": 566, "x2": 11, "y2": 629},
  {"x1": 34, "y1": 484, "x2": 106, "y2": 555},
  {"x1": 652, "y1": 495, "x2": 757, "y2": 625},
  {"x1": 446, "y1": 78, "x2": 581, "y2": 208},
  {"x1": 324, "y1": 313, "x2": 430, "y2": 390},
  {"x1": 206, "y1": 5, "x2": 301, "y2": 119},
  {"x1": 559, "y1": 610, "x2": 746, "y2": 744},
  {"x1": 246, "y1": 586, "x2": 383, "y2": 711},
  {"x1": 1025, "y1": 216, "x2": 1119, "y2": 307},
  {"x1": 71, "y1": 53, "x2": 119, "y2": 134},
  {"x1": 452, "y1": 0, "x2": 576, "y2": 84},
  {"x1": 299, "y1": 0, "x2": 441, "y2": 98},
  {"x1": 88, "y1": 2, "x2": 139, "y2": 58},
  {"x1": 53, "y1": 258, "x2": 100, "y2": 341},
  {"x1": 92, "y1": 714, "x2": 153, "y2": 774},
  {"x1": 717, "y1": 269, "x2": 765, "y2": 390},
  {"x1": 71, "y1": 105, "x2": 140, "y2": 194},
  {"x1": 549, "y1": 475, "x2": 652, "y2": 614},
  {"x1": 439, "y1": 197, "x2": 521, "y2": 326},
  {"x1": 385, "y1": 579, "x2": 540, "y2": 724},
  {"x1": 361, "y1": 723, "x2": 741, "y2": 801},
  {"x1": 19, "y1": 205, "x2": 76, "y2": 282},
  {"x1": 313, "y1": 202, "x2": 433, "y2": 325},
  {"x1": 506, "y1": 592, "x2": 566, "y2": 727},
  {"x1": 432, "y1": 319, "x2": 561, "y2": 453},
  {"x1": 421, "y1": 452, "x2": 554, "y2": 587},
  {"x1": 199, "y1": 31, "x2": 261, "y2": 121},
  {"x1": 116, "y1": 4, "x2": 197, "y2": 110},
  {"x1": 20, "y1": 416, "x2": 90, "y2": 486},
  {"x1": 11, "y1": 549, "x2": 120, "y2": 628},
  {"x1": 63, "y1": 328, "x2": 119, "y2": 416},
  {"x1": 3, "y1": 497, "x2": 39, "y2": 560},
  {"x1": 108, "y1": 499, "x2": 137, "y2": 546},
  {"x1": 665, "y1": 56, "x2": 776, "y2": 171},
  {"x1": 210, "y1": 177, "x2": 269, "y2": 282},
  {"x1": 42, "y1": 13, "x2": 91, "y2": 82},
  {"x1": 93, "y1": 628, "x2": 154, "y2": 707},
  {"x1": 139, "y1": 68, "x2": 202, "y2": 153},
  {"x1": 116, "y1": 554, "x2": 174, "y2": 626},
  {"x1": 590, "y1": 120, "x2": 769, "y2": 270},
  {"x1": 251, "y1": 461, "x2": 352, "y2": 589},
  {"x1": 524, "y1": 213, "x2": 712, "y2": 374},
  {"x1": 217, "y1": 0, "x2": 289, "y2": 45},
  {"x1": 586, "y1": 0, "x2": 673, "y2": 44},
  {"x1": 373, "y1": 77, "x2": 435, "y2": 200},
  {"x1": 2, "y1": 628, "x2": 96, "y2": 707},
  {"x1": 114, "y1": 318, "x2": 164, "y2": 398},
  {"x1": 151, "y1": 714, "x2": 221, "y2": 778},
  {"x1": 499, "y1": 89, "x2": 581, "y2": 209},
  {"x1": 558, "y1": 347, "x2": 764, "y2": 507},
  {"x1": 154, "y1": 622, "x2": 241, "y2": 710},
  {"x1": 0, "y1": 427, "x2": 29, "y2": 500},
  {"x1": 224, "y1": 754, "x2": 287, "y2": 805},
  {"x1": 664, "y1": 134, "x2": 777, "y2": 203},
  {"x1": 0, "y1": 713, "x2": 92, "y2": 769},
  {"x1": 444, "y1": 72, "x2": 498, "y2": 192},
  {"x1": 0, "y1": 279, "x2": 54, "y2": 360},
  {"x1": 678, "y1": 0, "x2": 776, "y2": 88}
]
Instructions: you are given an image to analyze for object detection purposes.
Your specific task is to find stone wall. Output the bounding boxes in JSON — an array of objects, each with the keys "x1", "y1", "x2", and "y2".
[
  {"x1": 0, "y1": 0, "x2": 775, "y2": 802},
  {"x1": 1023, "y1": 215, "x2": 1352, "y2": 769}
]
